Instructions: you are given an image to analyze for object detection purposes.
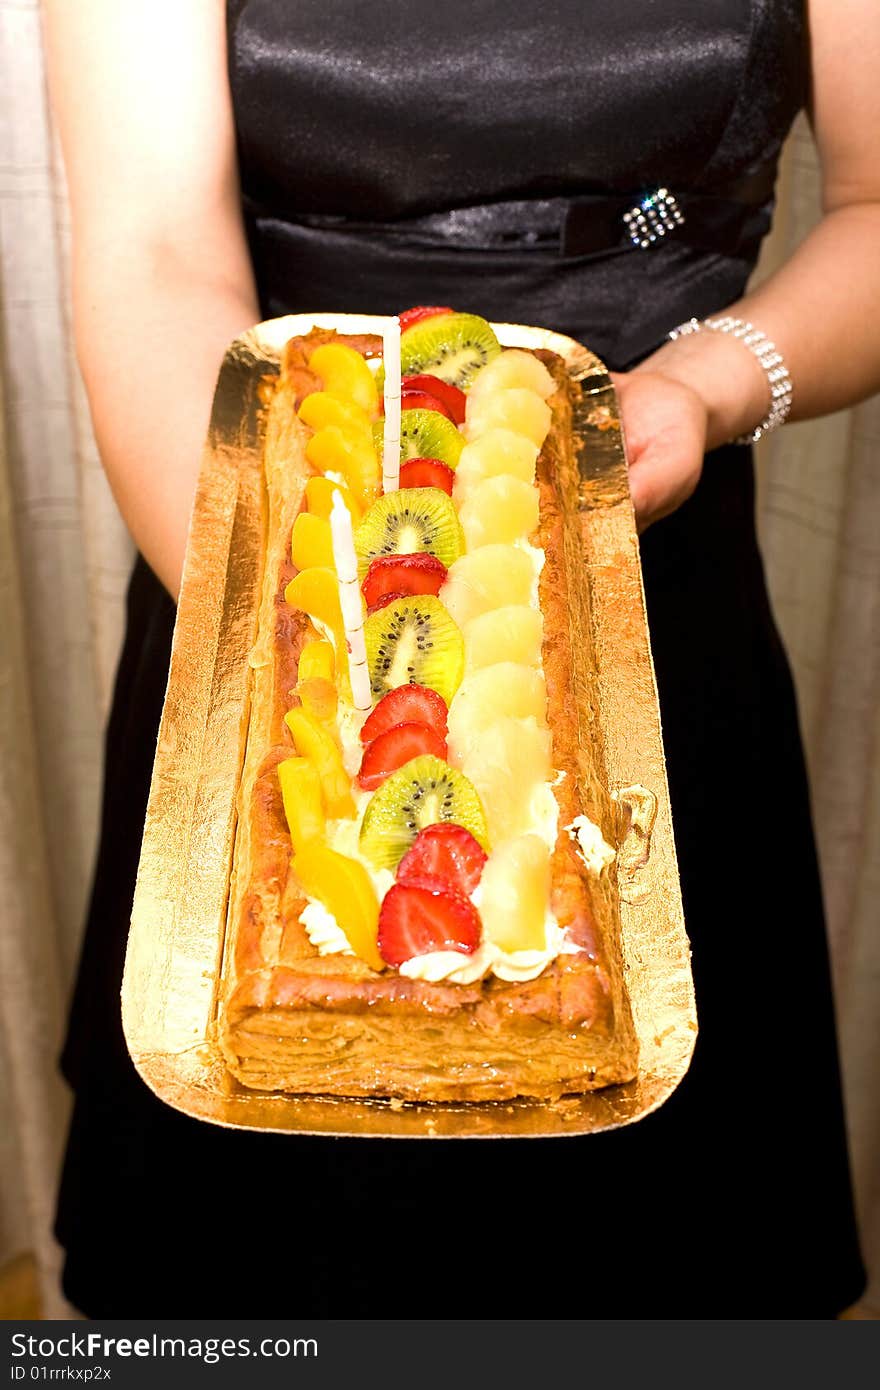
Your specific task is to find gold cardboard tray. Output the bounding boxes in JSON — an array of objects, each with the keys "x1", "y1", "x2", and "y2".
[{"x1": 122, "y1": 313, "x2": 695, "y2": 1137}]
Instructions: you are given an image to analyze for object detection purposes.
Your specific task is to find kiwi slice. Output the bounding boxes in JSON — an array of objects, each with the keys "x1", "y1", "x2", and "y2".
[
  {"x1": 372, "y1": 409, "x2": 463, "y2": 468},
  {"x1": 399, "y1": 312, "x2": 501, "y2": 389},
  {"x1": 364, "y1": 595, "x2": 464, "y2": 704},
  {"x1": 359, "y1": 754, "x2": 489, "y2": 870},
  {"x1": 354, "y1": 487, "x2": 463, "y2": 577}
]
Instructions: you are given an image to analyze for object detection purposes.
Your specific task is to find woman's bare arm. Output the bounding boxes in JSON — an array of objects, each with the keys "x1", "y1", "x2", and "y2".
[
  {"x1": 617, "y1": 0, "x2": 880, "y2": 527},
  {"x1": 43, "y1": 0, "x2": 259, "y2": 596}
]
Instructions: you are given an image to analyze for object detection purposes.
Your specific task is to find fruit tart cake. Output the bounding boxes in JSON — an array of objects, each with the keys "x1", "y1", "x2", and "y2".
[{"x1": 217, "y1": 307, "x2": 638, "y2": 1102}]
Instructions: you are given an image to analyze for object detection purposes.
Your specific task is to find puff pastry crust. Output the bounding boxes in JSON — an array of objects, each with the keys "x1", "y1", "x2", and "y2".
[{"x1": 217, "y1": 328, "x2": 638, "y2": 1101}]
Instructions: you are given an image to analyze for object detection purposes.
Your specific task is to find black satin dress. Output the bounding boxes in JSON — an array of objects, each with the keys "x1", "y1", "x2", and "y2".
[{"x1": 55, "y1": 0, "x2": 866, "y2": 1316}]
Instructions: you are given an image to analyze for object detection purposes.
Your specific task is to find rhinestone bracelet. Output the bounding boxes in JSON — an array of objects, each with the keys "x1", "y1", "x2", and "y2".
[{"x1": 667, "y1": 315, "x2": 793, "y2": 445}]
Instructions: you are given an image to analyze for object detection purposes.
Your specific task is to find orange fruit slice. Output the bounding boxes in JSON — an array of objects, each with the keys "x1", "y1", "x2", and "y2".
[
  {"x1": 291, "y1": 512, "x2": 334, "y2": 571},
  {"x1": 306, "y1": 427, "x2": 380, "y2": 506},
  {"x1": 285, "y1": 567, "x2": 348, "y2": 683},
  {"x1": 297, "y1": 640, "x2": 338, "y2": 725},
  {"x1": 308, "y1": 343, "x2": 379, "y2": 414},
  {"x1": 284, "y1": 706, "x2": 354, "y2": 819},
  {"x1": 293, "y1": 843, "x2": 384, "y2": 971},
  {"x1": 298, "y1": 390, "x2": 375, "y2": 439},
  {"x1": 277, "y1": 757, "x2": 326, "y2": 855},
  {"x1": 305, "y1": 476, "x2": 363, "y2": 525},
  {"x1": 297, "y1": 640, "x2": 335, "y2": 683}
]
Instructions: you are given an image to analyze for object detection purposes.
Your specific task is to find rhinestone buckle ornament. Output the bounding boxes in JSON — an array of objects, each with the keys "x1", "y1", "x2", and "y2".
[{"x1": 623, "y1": 189, "x2": 686, "y2": 249}]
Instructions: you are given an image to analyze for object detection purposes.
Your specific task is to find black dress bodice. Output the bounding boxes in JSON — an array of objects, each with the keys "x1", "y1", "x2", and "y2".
[
  {"x1": 228, "y1": 0, "x2": 806, "y2": 364},
  {"x1": 229, "y1": 0, "x2": 805, "y2": 215}
]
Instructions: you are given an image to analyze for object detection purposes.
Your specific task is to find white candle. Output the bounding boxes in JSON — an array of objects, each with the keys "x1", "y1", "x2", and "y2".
[
  {"x1": 382, "y1": 315, "x2": 402, "y2": 493},
  {"x1": 329, "y1": 493, "x2": 373, "y2": 711}
]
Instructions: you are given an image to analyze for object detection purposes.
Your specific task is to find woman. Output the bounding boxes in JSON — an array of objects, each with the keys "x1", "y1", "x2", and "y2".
[{"x1": 44, "y1": 0, "x2": 873, "y2": 1315}]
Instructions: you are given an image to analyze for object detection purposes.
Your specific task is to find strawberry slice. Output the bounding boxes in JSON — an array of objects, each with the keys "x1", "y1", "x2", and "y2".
[
  {"x1": 398, "y1": 305, "x2": 454, "y2": 333},
  {"x1": 361, "y1": 552, "x2": 448, "y2": 609},
  {"x1": 403, "y1": 374, "x2": 467, "y2": 425},
  {"x1": 366, "y1": 589, "x2": 409, "y2": 616},
  {"x1": 402, "y1": 388, "x2": 454, "y2": 419},
  {"x1": 357, "y1": 722, "x2": 448, "y2": 791},
  {"x1": 396, "y1": 823, "x2": 488, "y2": 897},
  {"x1": 377, "y1": 389, "x2": 454, "y2": 421},
  {"x1": 398, "y1": 457, "x2": 455, "y2": 495},
  {"x1": 360, "y1": 684, "x2": 448, "y2": 743},
  {"x1": 378, "y1": 879, "x2": 482, "y2": 966}
]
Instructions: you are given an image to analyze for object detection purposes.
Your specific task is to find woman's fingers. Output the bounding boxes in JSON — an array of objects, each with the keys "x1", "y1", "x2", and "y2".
[{"x1": 610, "y1": 370, "x2": 708, "y2": 532}]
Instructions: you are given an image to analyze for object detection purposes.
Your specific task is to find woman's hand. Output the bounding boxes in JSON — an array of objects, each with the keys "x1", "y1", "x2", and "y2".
[
  {"x1": 611, "y1": 370, "x2": 709, "y2": 532},
  {"x1": 614, "y1": 0, "x2": 880, "y2": 537},
  {"x1": 611, "y1": 326, "x2": 769, "y2": 531}
]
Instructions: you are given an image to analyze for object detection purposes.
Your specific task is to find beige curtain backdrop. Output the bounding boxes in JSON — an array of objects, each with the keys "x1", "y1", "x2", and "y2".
[
  {"x1": 1, "y1": 6, "x2": 877, "y2": 1315},
  {"x1": 753, "y1": 117, "x2": 880, "y2": 1306},
  {"x1": 0, "y1": 0, "x2": 133, "y2": 1319}
]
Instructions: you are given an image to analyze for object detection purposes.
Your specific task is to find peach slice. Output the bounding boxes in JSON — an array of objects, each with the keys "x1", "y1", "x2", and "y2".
[
  {"x1": 291, "y1": 512, "x2": 334, "y2": 571},
  {"x1": 293, "y1": 843, "x2": 384, "y2": 972},
  {"x1": 284, "y1": 706, "x2": 355, "y2": 819},
  {"x1": 296, "y1": 676, "x2": 338, "y2": 725},
  {"x1": 296, "y1": 639, "x2": 338, "y2": 724},
  {"x1": 297, "y1": 640, "x2": 335, "y2": 683},
  {"x1": 277, "y1": 757, "x2": 326, "y2": 855},
  {"x1": 306, "y1": 426, "x2": 380, "y2": 505},
  {"x1": 305, "y1": 476, "x2": 363, "y2": 525},
  {"x1": 298, "y1": 391, "x2": 374, "y2": 440},
  {"x1": 285, "y1": 567, "x2": 348, "y2": 681},
  {"x1": 308, "y1": 342, "x2": 379, "y2": 414}
]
